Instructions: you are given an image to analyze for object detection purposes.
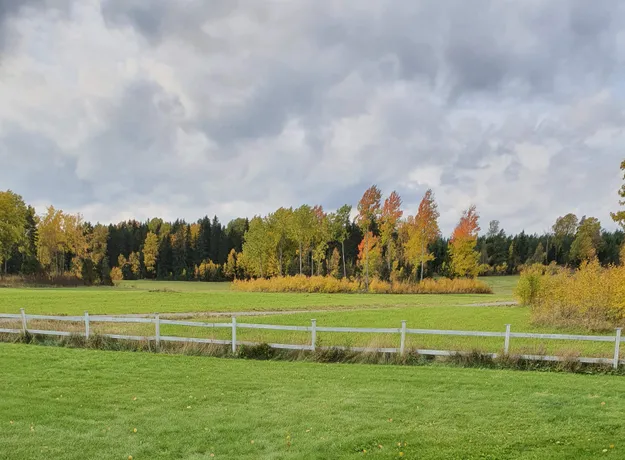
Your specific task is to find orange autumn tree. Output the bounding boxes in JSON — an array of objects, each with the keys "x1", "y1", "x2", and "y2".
[
  {"x1": 357, "y1": 232, "x2": 381, "y2": 279},
  {"x1": 449, "y1": 205, "x2": 481, "y2": 277},
  {"x1": 356, "y1": 185, "x2": 382, "y2": 288},
  {"x1": 405, "y1": 189, "x2": 440, "y2": 281},
  {"x1": 380, "y1": 191, "x2": 403, "y2": 276}
]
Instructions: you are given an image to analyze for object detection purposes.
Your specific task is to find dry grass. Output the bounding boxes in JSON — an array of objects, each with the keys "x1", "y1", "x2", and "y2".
[{"x1": 232, "y1": 275, "x2": 492, "y2": 294}]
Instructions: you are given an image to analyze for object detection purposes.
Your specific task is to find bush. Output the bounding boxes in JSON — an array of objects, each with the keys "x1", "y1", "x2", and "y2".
[
  {"x1": 109, "y1": 267, "x2": 123, "y2": 281},
  {"x1": 0, "y1": 273, "x2": 91, "y2": 288},
  {"x1": 232, "y1": 275, "x2": 492, "y2": 294},
  {"x1": 238, "y1": 343, "x2": 276, "y2": 360},
  {"x1": 519, "y1": 260, "x2": 625, "y2": 330},
  {"x1": 515, "y1": 264, "x2": 545, "y2": 305}
]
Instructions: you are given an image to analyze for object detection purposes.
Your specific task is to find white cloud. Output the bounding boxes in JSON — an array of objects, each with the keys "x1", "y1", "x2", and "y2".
[{"x1": 0, "y1": 0, "x2": 624, "y2": 235}]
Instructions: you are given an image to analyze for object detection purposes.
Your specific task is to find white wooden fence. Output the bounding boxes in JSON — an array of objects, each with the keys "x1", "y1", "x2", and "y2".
[{"x1": 1, "y1": 309, "x2": 623, "y2": 369}]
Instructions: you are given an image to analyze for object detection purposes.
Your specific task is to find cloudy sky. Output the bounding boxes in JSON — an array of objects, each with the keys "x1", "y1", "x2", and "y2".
[{"x1": 1, "y1": 0, "x2": 624, "y2": 234}]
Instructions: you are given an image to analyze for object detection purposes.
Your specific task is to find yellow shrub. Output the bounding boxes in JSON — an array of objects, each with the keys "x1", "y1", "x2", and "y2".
[
  {"x1": 232, "y1": 275, "x2": 492, "y2": 294},
  {"x1": 520, "y1": 260, "x2": 625, "y2": 330},
  {"x1": 110, "y1": 267, "x2": 123, "y2": 281},
  {"x1": 515, "y1": 264, "x2": 545, "y2": 305}
]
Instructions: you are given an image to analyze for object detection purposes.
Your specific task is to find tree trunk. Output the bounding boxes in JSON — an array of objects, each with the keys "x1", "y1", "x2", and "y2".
[
  {"x1": 278, "y1": 244, "x2": 283, "y2": 276},
  {"x1": 311, "y1": 251, "x2": 314, "y2": 276},
  {"x1": 3, "y1": 258, "x2": 7, "y2": 275},
  {"x1": 299, "y1": 241, "x2": 302, "y2": 274},
  {"x1": 420, "y1": 240, "x2": 425, "y2": 282},
  {"x1": 341, "y1": 240, "x2": 347, "y2": 279},
  {"x1": 259, "y1": 255, "x2": 263, "y2": 278},
  {"x1": 364, "y1": 232, "x2": 369, "y2": 290}
]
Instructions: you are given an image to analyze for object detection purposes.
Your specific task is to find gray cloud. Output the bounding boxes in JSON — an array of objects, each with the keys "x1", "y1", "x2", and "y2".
[{"x1": 1, "y1": 0, "x2": 624, "y2": 233}]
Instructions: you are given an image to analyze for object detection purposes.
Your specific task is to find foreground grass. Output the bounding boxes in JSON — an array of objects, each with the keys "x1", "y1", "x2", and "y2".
[
  {"x1": 1, "y1": 344, "x2": 623, "y2": 459},
  {"x1": 0, "y1": 277, "x2": 517, "y2": 316}
]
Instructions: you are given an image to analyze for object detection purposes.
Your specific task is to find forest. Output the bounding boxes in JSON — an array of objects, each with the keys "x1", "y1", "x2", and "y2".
[{"x1": 1, "y1": 170, "x2": 624, "y2": 286}]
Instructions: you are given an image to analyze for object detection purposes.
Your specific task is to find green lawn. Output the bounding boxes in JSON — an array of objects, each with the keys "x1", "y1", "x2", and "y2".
[
  {"x1": 1, "y1": 344, "x2": 623, "y2": 459},
  {"x1": 0, "y1": 277, "x2": 517, "y2": 316}
]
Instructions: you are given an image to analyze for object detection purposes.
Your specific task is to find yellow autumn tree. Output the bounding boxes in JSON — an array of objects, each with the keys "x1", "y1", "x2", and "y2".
[
  {"x1": 143, "y1": 231, "x2": 159, "y2": 278},
  {"x1": 404, "y1": 189, "x2": 440, "y2": 281},
  {"x1": 449, "y1": 205, "x2": 481, "y2": 278}
]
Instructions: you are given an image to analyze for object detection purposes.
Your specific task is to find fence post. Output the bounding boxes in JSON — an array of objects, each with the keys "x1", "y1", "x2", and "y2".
[
  {"x1": 154, "y1": 313, "x2": 160, "y2": 348},
  {"x1": 400, "y1": 320, "x2": 407, "y2": 355},
  {"x1": 504, "y1": 324, "x2": 511, "y2": 355},
  {"x1": 84, "y1": 311, "x2": 90, "y2": 340},
  {"x1": 231, "y1": 316, "x2": 237, "y2": 353},
  {"x1": 311, "y1": 319, "x2": 317, "y2": 351},
  {"x1": 20, "y1": 308, "x2": 27, "y2": 334},
  {"x1": 613, "y1": 328, "x2": 622, "y2": 369}
]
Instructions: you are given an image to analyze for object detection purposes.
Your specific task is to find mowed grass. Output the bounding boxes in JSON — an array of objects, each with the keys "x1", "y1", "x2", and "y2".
[
  {"x1": 1, "y1": 344, "x2": 623, "y2": 460},
  {"x1": 0, "y1": 277, "x2": 517, "y2": 316}
]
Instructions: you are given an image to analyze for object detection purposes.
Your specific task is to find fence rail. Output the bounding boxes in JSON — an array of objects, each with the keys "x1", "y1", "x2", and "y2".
[{"x1": 1, "y1": 309, "x2": 623, "y2": 368}]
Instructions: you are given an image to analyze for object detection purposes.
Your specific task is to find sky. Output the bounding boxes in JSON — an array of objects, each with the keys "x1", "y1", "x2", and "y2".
[{"x1": 1, "y1": 0, "x2": 624, "y2": 235}]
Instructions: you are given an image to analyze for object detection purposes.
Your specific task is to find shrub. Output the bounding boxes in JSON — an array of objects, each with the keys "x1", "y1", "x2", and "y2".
[
  {"x1": 109, "y1": 267, "x2": 123, "y2": 282},
  {"x1": 238, "y1": 343, "x2": 276, "y2": 360},
  {"x1": 515, "y1": 264, "x2": 545, "y2": 305},
  {"x1": 0, "y1": 273, "x2": 91, "y2": 288},
  {"x1": 232, "y1": 275, "x2": 492, "y2": 294},
  {"x1": 519, "y1": 259, "x2": 625, "y2": 330}
]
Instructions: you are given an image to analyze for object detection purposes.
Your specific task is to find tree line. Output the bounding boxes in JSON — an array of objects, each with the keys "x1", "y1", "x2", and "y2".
[{"x1": 1, "y1": 173, "x2": 624, "y2": 284}]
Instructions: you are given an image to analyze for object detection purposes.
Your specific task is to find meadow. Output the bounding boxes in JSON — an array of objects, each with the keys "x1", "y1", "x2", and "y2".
[
  {"x1": 1, "y1": 276, "x2": 621, "y2": 358},
  {"x1": 1, "y1": 344, "x2": 623, "y2": 459},
  {"x1": 0, "y1": 277, "x2": 515, "y2": 316}
]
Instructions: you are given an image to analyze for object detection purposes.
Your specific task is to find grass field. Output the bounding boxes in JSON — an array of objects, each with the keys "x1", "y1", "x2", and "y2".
[
  {"x1": 0, "y1": 277, "x2": 517, "y2": 316},
  {"x1": 1, "y1": 344, "x2": 623, "y2": 459},
  {"x1": 1, "y1": 276, "x2": 621, "y2": 358}
]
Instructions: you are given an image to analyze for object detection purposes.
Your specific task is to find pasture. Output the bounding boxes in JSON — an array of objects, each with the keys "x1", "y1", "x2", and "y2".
[
  {"x1": 1, "y1": 276, "x2": 621, "y2": 358},
  {"x1": 0, "y1": 277, "x2": 516, "y2": 316},
  {"x1": 1, "y1": 344, "x2": 623, "y2": 459}
]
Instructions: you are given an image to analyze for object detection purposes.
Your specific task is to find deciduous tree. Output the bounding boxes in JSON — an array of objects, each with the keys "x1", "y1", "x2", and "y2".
[
  {"x1": 224, "y1": 248, "x2": 238, "y2": 280},
  {"x1": 267, "y1": 207, "x2": 293, "y2": 276},
  {"x1": 449, "y1": 205, "x2": 480, "y2": 278},
  {"x1": 356, "y1": 185, "x2": 382, "y2": 287},
  {"x1": 570, "y1": 216, "x2": 602, "y2": 263},
  {"x1": 406, "y1": 189, "x2": 440, "y2": 281},
  {"x1": 611, "y1": 159, "x2": 625, "y2": 229},
  {"x1": 0, "y1": 190, "x2": 27, "y2": 274},
  {"x1": 328, "y1": 204, "x2": 351, "y2": 278},
  {"x1": 552, "y1": 213, "x2": 578, "y2": 262},
  {"x1": 311, "y1": 205, "x2": 329, "y2": 276},
  {"x1": 380, "y1": 191, "x2": 403, "y2": 278},
  {"x1": 242, "y1": 216, "x2": 273, "y2": 278},
  {"x1": 143, "y1": 231, "x2": 159, "y2": 278},
  {"x1": 357, "y1": 232, "x2": 381, "y2": 280},
  {"x1": 37, "y1": 206, "x2": 66, "y2": 275},
  {"x1": 290, "y1": 205, "x2": 314, "y2": 275}
]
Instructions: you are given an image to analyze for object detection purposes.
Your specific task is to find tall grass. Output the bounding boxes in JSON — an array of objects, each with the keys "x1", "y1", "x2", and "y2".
[
  {"x1": 517, "y1": 260, "x2": 625, "y2": 331},
  {"x1": 2, "y1": 332, "x2": 619, "y2": 374},
  {"x1": 232, "y1": 275, "x2": 492, "y2": 294}
]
